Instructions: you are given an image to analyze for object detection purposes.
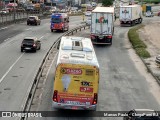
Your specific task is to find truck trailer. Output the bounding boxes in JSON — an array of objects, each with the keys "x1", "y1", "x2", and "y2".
[
  {"x1": 90, "y1": 7, "x2": 114, "y2": 45},
  {"x1": 119, "y1": 4, "x2": 143, "y2": 26}
]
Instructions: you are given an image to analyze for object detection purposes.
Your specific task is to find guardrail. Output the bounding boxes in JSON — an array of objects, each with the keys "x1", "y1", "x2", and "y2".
[{"x1": 19, "y1": 24, "x2": 90, "y2": 120}]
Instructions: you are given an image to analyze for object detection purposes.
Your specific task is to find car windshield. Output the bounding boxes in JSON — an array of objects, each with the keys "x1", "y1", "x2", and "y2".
[
  {"x1": 51, "y1": 18, "x2": 62, "y2": 23},
  {"x1": 23, "y1": 39, "x2": 34, "y2": 43}
]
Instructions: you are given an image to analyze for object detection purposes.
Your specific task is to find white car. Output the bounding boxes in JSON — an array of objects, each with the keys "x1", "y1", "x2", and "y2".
[
  {"x1": 146, "y1": 11, "x2": 154, "y2": 17},
  {"x1": 85, "y1": 11, "x2": 91, "y2": 16},
  {"x1": 0, "y1": 9, "x2": 9, "y2": 14},
  {"x1": 86, "y1": 16, "x2": 91, "y2": 25}
]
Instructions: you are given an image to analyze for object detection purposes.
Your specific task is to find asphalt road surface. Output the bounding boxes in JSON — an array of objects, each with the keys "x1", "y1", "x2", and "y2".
[
  {"x1": 0, "y1": 16, "x2": 84, "y2": 120},
  {"x1": 30, "y1": 16, "x2": 160, "y2": 120}
]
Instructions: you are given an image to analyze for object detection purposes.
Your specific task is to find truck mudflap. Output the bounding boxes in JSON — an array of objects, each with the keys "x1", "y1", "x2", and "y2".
[{"x1": 91, "y1": 35, "x2": 112, "y2": 45}]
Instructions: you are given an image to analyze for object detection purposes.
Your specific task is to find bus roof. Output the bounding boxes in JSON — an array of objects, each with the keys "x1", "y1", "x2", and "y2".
[{"x1": 56, "y1": 36, "x2": 99, "y2": 67}]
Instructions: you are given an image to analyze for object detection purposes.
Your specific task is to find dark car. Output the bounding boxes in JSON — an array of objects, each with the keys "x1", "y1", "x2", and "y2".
[
  {"x1": 27, "y1": 16, "x2": 41, "y2": 25},
  {"x1": 123, "y1": 109, "x2": 160, "y2": 120},
  {"x1": 21, "y1": 37, "x2": 41, "y2": 52}
]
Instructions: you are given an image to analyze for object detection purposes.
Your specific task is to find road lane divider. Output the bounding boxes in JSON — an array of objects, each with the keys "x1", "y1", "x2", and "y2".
[
  {"x1": 0, "y1": 53, "x2": 24, "y2": 83},
  {"x1": 39, "y1": 36, "x2": 44, "y2": 40}
]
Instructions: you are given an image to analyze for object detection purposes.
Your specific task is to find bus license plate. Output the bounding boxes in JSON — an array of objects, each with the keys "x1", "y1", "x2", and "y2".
[{"x1": 66, "y1": 101, "x2": 80, "y2": 105}]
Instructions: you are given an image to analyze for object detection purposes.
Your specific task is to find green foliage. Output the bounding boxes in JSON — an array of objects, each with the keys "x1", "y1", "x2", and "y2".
[
  {"x1": 128, "y1": 24, "x2": 151, "y2": 58},
  {"x1": 135, "y1": 48, "x2": 151, "y2": 58},
  {"x1": 138, "y1": 0, "x2": 160, "y2": 3},
  {"x1": 102, "y1": 0, "x2": 113, "y2": 6}
]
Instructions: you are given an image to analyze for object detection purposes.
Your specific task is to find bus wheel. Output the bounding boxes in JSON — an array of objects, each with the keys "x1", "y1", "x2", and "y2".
[{"x1": 51, "y1": 29, "x2": 53, "y2": 32}]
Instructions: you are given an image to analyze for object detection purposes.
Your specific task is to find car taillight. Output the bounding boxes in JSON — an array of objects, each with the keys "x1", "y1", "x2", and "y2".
[
  {"x1": 92, "y1": 93, "x2": 98, "y2": 105},
  {"x1": 107, "y1": 36, "x2": 112, "y2": 39},
  {"x1": 91, "y1": 34, "x2": 95, "y2": 39},
  {"x1": 33, "y1": 44, "x2": 36, "y2": 47},
  {"x1": 53, "y1": 90, "x2": 58, "y2": 102}
]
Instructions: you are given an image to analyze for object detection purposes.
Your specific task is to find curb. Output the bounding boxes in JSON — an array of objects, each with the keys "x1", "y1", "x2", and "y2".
[
  {"x1": 127, "y1": 25, "x2": 160, "y2": 86},
  {"x1": 140, "y1": 58, "x2": 160, "y2": 86}
]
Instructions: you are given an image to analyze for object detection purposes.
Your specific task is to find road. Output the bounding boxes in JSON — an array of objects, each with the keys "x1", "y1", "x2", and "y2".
[
  {"x1": 29, "y1": 16, "x2": 160, "y2": 120},
  {"x1": 0, "y1": 16, "x2": 84, "y2": 120}
]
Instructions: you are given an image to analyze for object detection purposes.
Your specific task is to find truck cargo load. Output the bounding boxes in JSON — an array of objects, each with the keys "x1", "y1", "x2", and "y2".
[
  {"x1": 90, "y1": 7, "x2": 114, "y2": 45},
  {"x1": 119, "y1": 4, "x2": 143, "y2": 26}
]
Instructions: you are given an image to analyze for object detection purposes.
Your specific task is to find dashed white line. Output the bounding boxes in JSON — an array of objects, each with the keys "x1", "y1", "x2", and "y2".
[
  {"x1": 39, "y1": 36, "x2": 44, "y2": 40},
  {"x1": 0, "y1": 27, "x2": 8, "y2": 31},
  {"x1": 25, "y1": 28, "x2": 32, "y2": 30},
  {"x1": 4, "y1": 38, "x2": 10, "y2": 42},
  {"x1": 0, "y1": 53, "x2": 25, "y2": 83}
]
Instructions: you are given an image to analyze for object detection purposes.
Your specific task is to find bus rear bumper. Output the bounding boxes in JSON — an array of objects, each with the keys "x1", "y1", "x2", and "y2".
[{"x1": 52, "y1": 101, "x2": 96, "y2": 110}]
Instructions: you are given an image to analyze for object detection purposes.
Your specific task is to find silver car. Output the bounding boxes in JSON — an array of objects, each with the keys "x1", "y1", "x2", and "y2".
[{"x1": 86, "y1": 16, "x2": 91, "y2": 25}]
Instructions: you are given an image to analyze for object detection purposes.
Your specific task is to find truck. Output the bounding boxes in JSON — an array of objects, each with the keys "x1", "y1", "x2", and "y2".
[
  {"x1": 90, "y1": 7, "x2": 114, "y2": 45},
  {"x1": 119, "y1": 4, "x2": 143, "y2": 26}
]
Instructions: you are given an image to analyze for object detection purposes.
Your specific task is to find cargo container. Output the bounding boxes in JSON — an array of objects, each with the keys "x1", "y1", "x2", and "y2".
[
  {"x1": 119, "y1": 4, "x2": 143, "y2": 26},
  {"x1": 90, "y1": 7, "x2": 114, "y2": 45}
]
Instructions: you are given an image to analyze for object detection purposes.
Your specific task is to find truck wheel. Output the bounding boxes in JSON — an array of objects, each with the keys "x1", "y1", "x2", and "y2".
[
  {"x1": 131, "y1": 21, "x2": 135, "y2": 26},
  {"x1": 51, "y1": 29, "x2": 53, "y2": 32},
  {"x1": 112, "y1": 27, "x2": 114, "y2": 35},
  {"x1": 21, "y1": 49, "x2": 23, "y2": 52},
  {"x1": 110, "y1": 39, "x2": 112, "y2": 45},
  {"x1": 139, "y1": 18, "x2": 142, "y2": 23},
  {"x1": 62, "y1": 28, "x2": 64, "y2": 32}
]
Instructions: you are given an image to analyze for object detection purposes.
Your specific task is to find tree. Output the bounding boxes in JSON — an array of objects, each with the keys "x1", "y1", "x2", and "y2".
[{"x1": 102, "y1": 0, "x2": 113, "y2": 6}]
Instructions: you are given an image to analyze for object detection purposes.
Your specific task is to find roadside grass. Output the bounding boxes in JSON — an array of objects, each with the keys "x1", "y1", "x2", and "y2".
[{"x1": 128, "y1": 24, "x2": 151, "y2": 58}]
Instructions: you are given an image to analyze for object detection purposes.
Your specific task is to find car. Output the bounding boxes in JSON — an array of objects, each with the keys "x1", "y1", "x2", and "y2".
[
  {"x1": 86, "y1": 16, "x2": 91, "y2": 25},
  {"x1": 27, "y1": 16, "x2": 41, "y2": 25},
  {"x1": 123, "y1": 109, "x2": 160, "y2": 120},
  {"x1": 0, "y1": 9, "x2": 9, "y2": 14},
  {"x1": 85, "y1": 11, "x2": 91, "y2": 16},
  {"x1": 21, "y1": 37, "x2": 41, "y2": 52},
  {"x1": 16, "y1": 7, "x2": 25, "y2": 12},
  {"x1": 145, "y1": 11, "x2": 154, "y2": 17}
]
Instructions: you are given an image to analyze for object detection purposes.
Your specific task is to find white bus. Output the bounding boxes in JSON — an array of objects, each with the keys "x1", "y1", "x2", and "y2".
[{"x1": 52, "y1": 36, "x2": 100, "y2": 110}]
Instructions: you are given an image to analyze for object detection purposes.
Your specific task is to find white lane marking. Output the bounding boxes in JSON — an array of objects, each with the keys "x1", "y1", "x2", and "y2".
[
  {"x1": 39, "y1": 36, "x2": 44, "y2": 40},
  {"x1": 25, "y1": 28, "x2": 32, "y2": 30},
  {"x1": 0, "y1": 27, "x2": 8, "y2": 31},
  {"x1": 4, "y1": 38, "x2": 10, "y2": 42},
  {"x1": 0, "y1": 53, "x2": 25, "y2": 83}
]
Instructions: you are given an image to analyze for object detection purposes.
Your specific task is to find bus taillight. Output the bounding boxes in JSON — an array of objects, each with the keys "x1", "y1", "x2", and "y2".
[
  {"x1": 53, "y1": 90, "x2": 58, "y2": 102},
  {"x1": 92, "y1": 93, "x2": 98, "y2": 105}
]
